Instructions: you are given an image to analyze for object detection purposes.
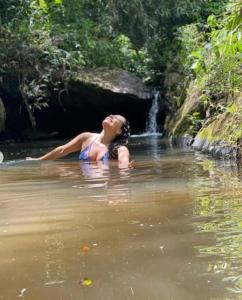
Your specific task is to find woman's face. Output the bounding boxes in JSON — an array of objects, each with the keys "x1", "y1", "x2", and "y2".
[{"x1": 102, "y1": 114, "x2": 125, "y2": 135}]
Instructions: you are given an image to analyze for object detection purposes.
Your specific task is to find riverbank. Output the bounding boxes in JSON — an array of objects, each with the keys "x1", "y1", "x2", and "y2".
[{"x1": 165, "y1": 84, "x2": 242, "y2": 160}]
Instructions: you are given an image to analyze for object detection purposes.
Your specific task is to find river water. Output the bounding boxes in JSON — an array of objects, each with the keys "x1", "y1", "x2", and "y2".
[{"x1": 0, "y1": 136, "x2": 241, "y2": 300}]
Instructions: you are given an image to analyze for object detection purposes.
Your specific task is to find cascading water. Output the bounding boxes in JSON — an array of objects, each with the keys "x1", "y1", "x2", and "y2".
[{"x1": 146, "y1": 91, "x2": 160, "y2": 134}]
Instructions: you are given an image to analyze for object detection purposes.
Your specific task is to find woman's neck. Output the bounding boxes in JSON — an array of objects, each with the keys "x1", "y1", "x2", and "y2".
[{"x1": 98, "y1": 130, "x2": 116, "y2": 145}]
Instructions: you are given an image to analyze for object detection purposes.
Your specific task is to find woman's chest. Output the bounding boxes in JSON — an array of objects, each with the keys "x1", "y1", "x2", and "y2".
[{"x1": 88, "y1": 143, "x2": 108, "y2": 160}]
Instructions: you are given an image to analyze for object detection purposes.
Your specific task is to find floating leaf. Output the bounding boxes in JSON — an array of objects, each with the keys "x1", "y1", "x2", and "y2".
[
  {"x1": 81, "y1": 245, "x2": 90, "y2": 254},
  {"x1": 79, "y1": 278, "x2": 92, "y2": 286},
  {"x1": 18, "y1": 288, "x2": 27, "y2": 298}
]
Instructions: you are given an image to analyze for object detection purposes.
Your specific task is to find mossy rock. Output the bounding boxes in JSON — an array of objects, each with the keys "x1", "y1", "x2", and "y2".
[
  {"x1": 193, "y1": 94, "x2": 242, "y2": 159},
  {"x1": 165, "y1": 82, "x2": 203, "y2": 137}
]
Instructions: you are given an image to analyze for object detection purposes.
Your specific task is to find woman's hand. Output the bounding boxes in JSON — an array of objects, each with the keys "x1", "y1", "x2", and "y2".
[{"x1": 26, "y1": 157, "x2": 40, "y2": 161}]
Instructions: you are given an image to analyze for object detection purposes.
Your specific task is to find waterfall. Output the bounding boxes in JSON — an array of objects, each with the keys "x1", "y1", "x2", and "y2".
[
  {"x1": 146, "y1": 91, "x2": 160, "y2": 134},
  {"x1": 0, "y1": 151, "x2": 3, "y2": 163}
]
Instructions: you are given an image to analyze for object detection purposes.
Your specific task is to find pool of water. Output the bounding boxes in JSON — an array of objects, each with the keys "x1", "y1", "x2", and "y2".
[{"x1": 0, "y1": 136, "x2": 241, "y2": 299}]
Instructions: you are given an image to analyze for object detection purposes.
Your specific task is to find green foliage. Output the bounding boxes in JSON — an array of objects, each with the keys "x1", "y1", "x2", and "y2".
[
  {"x1": 0, "y1": 0, "x2": 235, "y2": 128},
  {"x1": 194, "y1": 0, "x2": 241, "y2": 97},
  {"x1": 200, "y1": 16, "x2": 241, "y2": 95},
  {"x1": 188, "y1": 112, "x2": 203, "y2": 134},
  {"x1": 176, "y1": 24, "x2": 206, "y2": 79},
  {"x1": 169, "y1": 0, "x2": 241, "y2": 133}
]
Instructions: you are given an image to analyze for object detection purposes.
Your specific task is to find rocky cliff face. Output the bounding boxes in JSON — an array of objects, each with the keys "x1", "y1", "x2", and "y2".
[
  {"x1": 193, "y1": 94, "x2": 242, "y2": 159},
  {"x1": 165, "y1": 82, "x2": 242, "y2": 160}
]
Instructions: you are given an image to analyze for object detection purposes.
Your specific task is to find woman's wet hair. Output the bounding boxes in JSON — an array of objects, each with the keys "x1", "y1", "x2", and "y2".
[{"x1": 108, "y1": 118, "x2": 131, "y2": 159}]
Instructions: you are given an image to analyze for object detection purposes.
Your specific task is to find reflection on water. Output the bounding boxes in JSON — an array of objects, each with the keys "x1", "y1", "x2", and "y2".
[
  {"x1": 0, "y1": 136, "x2": 241, "y2": 299},
  {"x1": 192, "y1": 156, "x2": 242, "y2": 295}
]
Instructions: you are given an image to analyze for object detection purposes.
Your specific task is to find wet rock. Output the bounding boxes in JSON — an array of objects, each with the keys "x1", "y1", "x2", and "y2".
[
  {"x1": 170, "y1": 134, "x2": 194, "y2": 147},
  {"x1": 166, "y1": 82, "x2": 242, "y2": 160},
  {"x1": 193, "y1": 138, "x2": 239, "y2": 159},
  {"x1": 193, "y1": 109, "x2": 242, "y2": 160}
]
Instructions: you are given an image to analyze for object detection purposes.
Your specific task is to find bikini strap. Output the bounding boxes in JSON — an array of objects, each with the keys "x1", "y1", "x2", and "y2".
[{"x1": 87, "y1": 134, "x2": 99, "y2": 152}]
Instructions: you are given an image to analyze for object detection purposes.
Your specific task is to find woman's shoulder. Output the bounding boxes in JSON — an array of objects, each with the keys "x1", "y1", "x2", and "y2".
[
  {"x1": 77, "y1": 132, "x2": 99, "y2": 145},
  {"x1": 77, "y1": 132, "x2": 96, "y2": 139}
]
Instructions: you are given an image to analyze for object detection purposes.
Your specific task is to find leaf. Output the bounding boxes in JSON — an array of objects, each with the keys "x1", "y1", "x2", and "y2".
[
  {"x1": 207, "y1": 15, "x2": 218, "y2": 28},
  {"x1": 81, "y1": 245, "x2": 90, "y2": 254},
  {"x1": 191, "y1": 61, "x2": 202, "y2": 73},
  {"x1": 39, "y1": 0, "x2": 47, "y2": 10},
  {"x1": 79, "y1": 278, "x2": 92, "y2": 286},
  {"x1": 227, "y1": 103, "x2": 237, "y2": 113},
  {"x1": 190, "y1": 50, "x2": 203, "y2": 60}
]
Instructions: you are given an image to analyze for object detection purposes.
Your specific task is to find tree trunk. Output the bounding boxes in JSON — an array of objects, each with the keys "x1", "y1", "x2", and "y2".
[{"x1": 19, "y1": 76, "x2": 36, "y2": 129}]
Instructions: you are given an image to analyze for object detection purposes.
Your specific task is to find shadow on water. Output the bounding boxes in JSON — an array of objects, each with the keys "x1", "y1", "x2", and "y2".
[{"x1": 0, "y1": 136, "x2": 241, "y2": 299}]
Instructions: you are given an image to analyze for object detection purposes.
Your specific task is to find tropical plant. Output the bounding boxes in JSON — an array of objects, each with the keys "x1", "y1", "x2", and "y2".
[{"x1": 0, "y1": 0, "x2": 232, "y2": 129}]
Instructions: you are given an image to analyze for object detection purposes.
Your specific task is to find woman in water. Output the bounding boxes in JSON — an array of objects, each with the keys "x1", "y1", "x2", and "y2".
[{"x1": 27, "y1": 114, "x2": 132, "y2": 168}]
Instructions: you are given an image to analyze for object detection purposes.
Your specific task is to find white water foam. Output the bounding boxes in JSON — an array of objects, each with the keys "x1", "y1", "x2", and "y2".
[
  {"x1": 131, "y1": 133, "x2": 163, "y2": 138},
  {"x1": 0, "y1": 151, "x2": 3, "y2": 163}
]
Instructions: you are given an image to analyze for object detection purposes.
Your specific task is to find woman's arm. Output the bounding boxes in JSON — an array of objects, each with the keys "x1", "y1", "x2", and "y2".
[
  {"x1": 27, "y1": 132, "x2": 91, "y2": 161},
  {"x1": 117, "y1": 145, "x2": 133, "y2": 168}
]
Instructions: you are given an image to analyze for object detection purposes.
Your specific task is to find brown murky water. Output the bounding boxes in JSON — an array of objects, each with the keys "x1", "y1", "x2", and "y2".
[{"x1": 0, "y1": 136, "x2": 241, "y2": 300}]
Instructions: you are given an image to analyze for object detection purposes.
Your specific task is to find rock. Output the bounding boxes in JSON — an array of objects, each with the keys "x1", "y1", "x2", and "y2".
[
  {"x1": 193, "y1": 107, "x2": 242, "y2": 159},
  {"x1": 166, "y1": 82, "x2": 242, "y2": 160},
  {"x1": 71, "y1": 67, "x2": 153, "y2": 100},
  {"x1": 1, "y1": 66, "x2": 153, "y2": 138},
  {"x1": 163, "y1": 57, "x2": 188, "y2": 113},
  {"x1": 0, "y1": 98, "x2": 6, "y2": 134},
  {"x1": 41, "y1": 67, "x2": 153, "y2": 134},
  {"x1": 170, "y1": 133, "x2": 194, "y2": 147},
  {"x1": 165, "y1": 82, "x2": 204, "y2": 138}
]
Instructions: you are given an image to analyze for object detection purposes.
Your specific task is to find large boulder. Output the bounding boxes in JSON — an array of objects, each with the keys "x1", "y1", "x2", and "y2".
[
  {"x1": 0, "y1": 98, "x2": 6, "y2": 134},
  {"x1": 36, "y1": 68, "x2": 153, "y2": 135},
  {"x1": 73, "y1": 67, "x2": 152, "y2": 100}
]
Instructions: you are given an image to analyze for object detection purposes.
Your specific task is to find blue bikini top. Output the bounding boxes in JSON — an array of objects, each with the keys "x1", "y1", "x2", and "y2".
[{"x1": 79, "y1": 138, "x2": 109, "y2": 161}]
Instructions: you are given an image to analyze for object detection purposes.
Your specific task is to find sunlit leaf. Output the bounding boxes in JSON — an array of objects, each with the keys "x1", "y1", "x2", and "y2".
[
  {"x1": 39, "y1": 0, "x2": 47, "y2": 10},
  {"x1": 191, "y1": 61, "x2": 202, "y2": 73},
  {"x1": 190, "y1": 50, "x2": 203, "y2": 60},
  {"x1": 227, "y1": 102, "x2": 237, "y2": 113},
  {"x1": 79, "y1": 278, "x2": 92, "y2": 286},
  {"x1": 207, "y1": 15, "x2": 218, "y2": 28}
]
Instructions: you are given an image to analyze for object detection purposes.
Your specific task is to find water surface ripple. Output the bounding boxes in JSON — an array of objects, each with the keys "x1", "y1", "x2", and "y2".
[{"x1": 0, "y1": 136, "x2": 241, "y2": 299}]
